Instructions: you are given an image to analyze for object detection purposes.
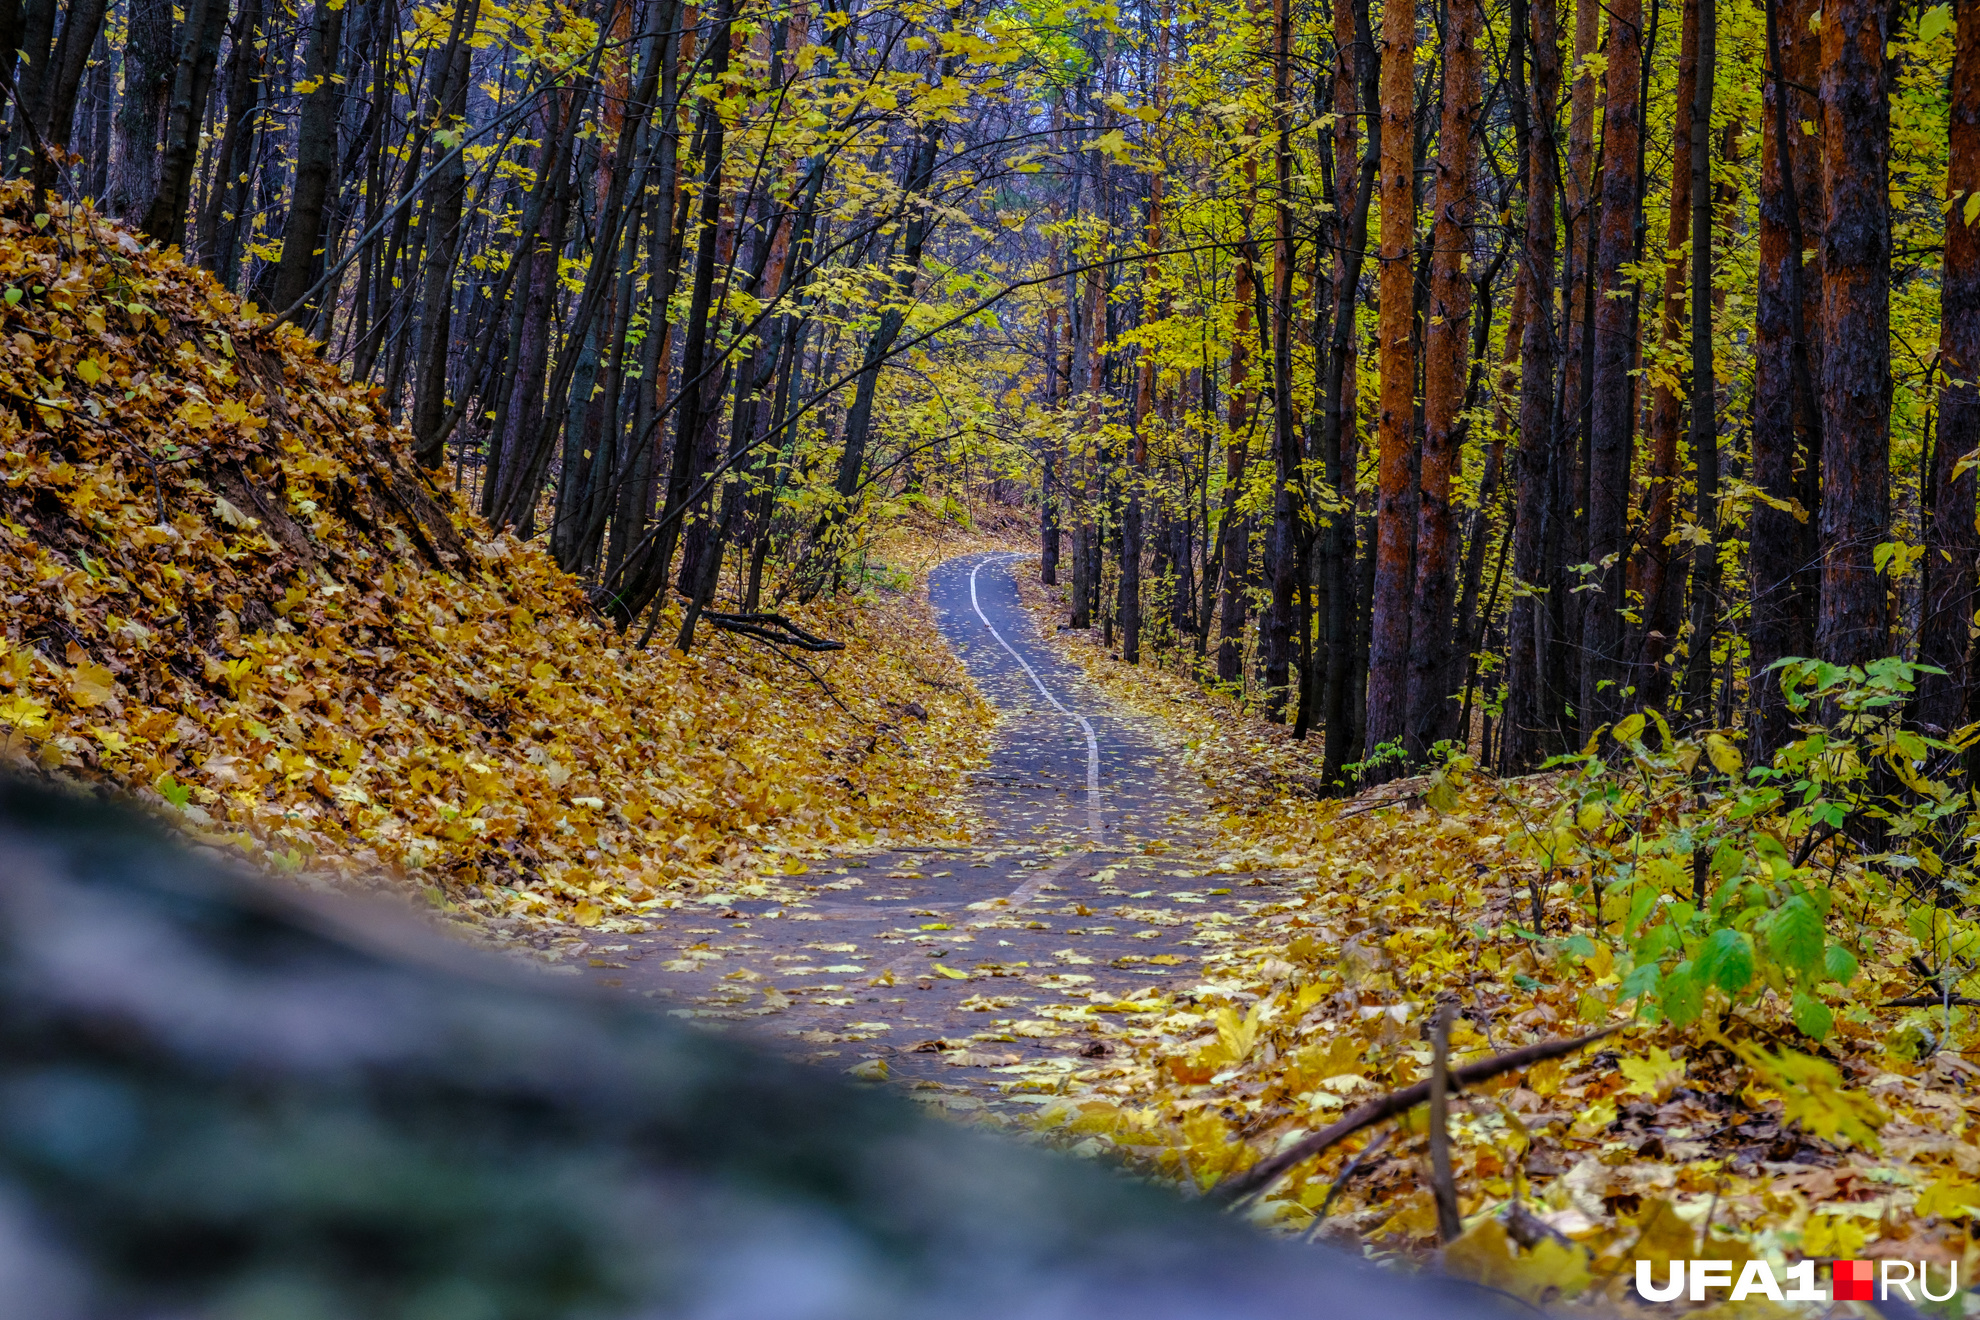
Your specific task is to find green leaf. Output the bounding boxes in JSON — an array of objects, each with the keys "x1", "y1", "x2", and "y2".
[
  {"x1": 1696, "y1": 927, "x2": 1755, "y2": 995},
  {"x1": 1765, "y1": 894, "x2": 1826, "y2": 975},
  {"x1": 1822, "y1": 943, "x2": 1860, "y2": 985},
  {"x1": 1634, "y1": 921, "x2": 1677, "y2": 964},
  {"x1": 155, "y1": 773, "x2": 191, "y2": 809},
  {"x1": 1619, "y1": 960, "x2": 1661, "y2": 1002},
  {"x1": 1661, "y1": 964, "x2": 1703, "y2": 1025},
  {"x1": 1920, "y1": 3, "x2": 1952, "y2": 44},
  {"x1": 1791, "y1": 990, "x2": 1835, "y2": 1040},
  {"x1": 1626, "y1": 883, "x2": 1658, "y2": 935}
]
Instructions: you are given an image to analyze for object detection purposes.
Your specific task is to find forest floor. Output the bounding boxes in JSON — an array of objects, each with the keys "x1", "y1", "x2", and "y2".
[{"x1": 975, "y1": 576, "x2": 1980, "y2": 1311}]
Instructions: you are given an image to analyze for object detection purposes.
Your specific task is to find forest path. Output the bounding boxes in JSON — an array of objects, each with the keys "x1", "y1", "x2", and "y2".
[{"x1": 574, "y1": 553, "x2": 1281, "y2": 1114}]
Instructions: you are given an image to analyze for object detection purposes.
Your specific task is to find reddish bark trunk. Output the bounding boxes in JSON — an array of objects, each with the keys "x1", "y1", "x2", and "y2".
[
  {"x1": 1403, "y1": 0, "x2": 1482, "y2": 756},
  {"x1": 1749, "y1": 0, "x2": 1824, "y2": 754},
  {"x1": 1814, "y1": 0, "x2": 1892, "y2": 670},
  {"x1": 1362, "y1": 0, "x2": 1420, "y2": 768},
  {"x1": 1634, "y1": 0, "x2": 1696, "y2": 709},
  {"x1": 1558, "y1": 0, "x2": 1601, "y2": 456}
]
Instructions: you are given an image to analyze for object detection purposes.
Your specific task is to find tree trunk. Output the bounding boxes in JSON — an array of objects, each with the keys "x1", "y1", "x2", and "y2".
[
  {"x1": 1558, "y1": 0, "x2": 1601, "y2": 472},
  {"x1": 1403, "y1": 0, "x2": 1481, "y2": 757},
  {"x1": 481, "y1": 82, "x2": 583, "y2": 530},
  {"x1": 1363, "y1": 0, "x2": 1419, "y2": 770},
  {"x1": 1919, "y1": 0, "x2": 1980, "y2": 735},
  {"x1": 1814, "y1": 0, "x2": 1891, "y2": 671},
  {"x1": 1261, "y1": 0, "x2": 1299, "y2": 718},
  {"x1": 1124, "y1": 168, "x2": 1164, "y2": 666},
  {"x1": 1634, "y1": 0, "x2": 1695, "y2": 713},
  {"x1": 1678, "y1": 0, "x2": 1719, "y2": 723},
  {"x1": 1321, "y1": 0, "x2": 1376, "y2": 784},
  {"x1": 1579, "y1": 0, "x2": 1643, "y2": 739},
  {"x1": 828, "y1": 45, "x2": 956, "y2": 516},
  {"x1": 198, "y1": 0, "x2": 265, "y2": 285},
  {"x1": 266, "y1": 0, "x2": 348, "y2": 319},
  {"x1": 1748, "y1": 0, "x2": 1824, "y2": 755},
  {"x1": 1217, "y1": 138, "x2": 1258, "y2": 685},
  {"x1": 141, "y1": 0, "x2": 230, "y2": 248},
  {"x1": 6, "y1": 0, "x2": 57, "y2": 169},
  {"x1": 105, "y1": 0, "x2": 173, "y2": 222},
  {"x1": 411, "y1": 0, "x2": 485, "y2": 467},
  {"x1": 1505, "y1": 0, "x2": 1563, "y2": 771},
  {"x1": 1041, "y1": 229, "x2": 1063, "y2": 586}
]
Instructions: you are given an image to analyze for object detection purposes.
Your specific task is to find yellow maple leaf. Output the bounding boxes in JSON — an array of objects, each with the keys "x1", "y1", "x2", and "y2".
[
  {"x1": 933, "y1": 963, "x2": 970, "y2": 980},
  {"x1": 1444, "y1": 1219, "x2": 1593, "y2": 1303},
  {"x1": 68, "y1": 662, "x2": 115, "y2": 707},
  {"x1": 1618, "y1": 1046, "x2": 1685, "y2": 1100},
  {"x1": 1915, "y1": 1176, "x2": 1980, "y2": 1219},
  {"x1": 0, "y1": 693, "x2": 50, "y2": 732}
]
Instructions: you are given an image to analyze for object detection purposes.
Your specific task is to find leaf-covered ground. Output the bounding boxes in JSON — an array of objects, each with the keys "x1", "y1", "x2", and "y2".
[
  {"x1": 1009, "y1": 576, "x2": 1980, "y2": 1312},
  {"x1": 0, "y1": 186, "x2": 995, "y2": 936}
]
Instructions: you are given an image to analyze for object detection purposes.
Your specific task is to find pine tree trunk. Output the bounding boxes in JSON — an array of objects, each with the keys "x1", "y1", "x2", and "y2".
[
  {"x1": 1634, "y1": 0, "x2": 1696, "y2": 712},
  {"x1": 1363, "y1": 0, "x2": 1419, "y2": 770},
  {"x1": 1748, "y1": 0, "x2": 1824, "y2": 754},
  {"x1": 1814, "y1": 0, "x2": 1891, "y2": 670},
  {"x1": 1403, "y1": 0, "x2": 1481, "y2": 757}
]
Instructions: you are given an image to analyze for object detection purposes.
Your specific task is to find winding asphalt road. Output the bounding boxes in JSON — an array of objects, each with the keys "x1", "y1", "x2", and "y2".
[{"x1": 574, "y1": 553, "x2": 1271, "y2": 1110}]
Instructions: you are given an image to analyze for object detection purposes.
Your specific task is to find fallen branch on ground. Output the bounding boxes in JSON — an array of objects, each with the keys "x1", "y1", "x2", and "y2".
[
  {"x1": 1211, "y1": 1027, "x2": 1616, "y2": 1207},
  {"x1": 703, "y1": 610, "x2": 846, "y2": 652}
]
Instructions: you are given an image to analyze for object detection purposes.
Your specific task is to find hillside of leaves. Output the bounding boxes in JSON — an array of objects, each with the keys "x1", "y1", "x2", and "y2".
[
  {"x1": 1005, "y1": 579, "x2": 1980, "y2": 1305},
  {"x1": 0, "y1": 188, "x2": 991, "y2": 931}
]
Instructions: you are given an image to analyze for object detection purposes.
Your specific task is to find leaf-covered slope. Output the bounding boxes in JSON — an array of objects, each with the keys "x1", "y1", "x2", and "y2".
[{"x1": 0, "y1": 188, "x2": 990, "y2": 928}]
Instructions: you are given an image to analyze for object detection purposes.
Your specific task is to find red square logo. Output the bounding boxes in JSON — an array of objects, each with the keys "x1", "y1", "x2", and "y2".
[{"x1": 1833, "y1": 1260, "x2": 1874, "y2": 1301}]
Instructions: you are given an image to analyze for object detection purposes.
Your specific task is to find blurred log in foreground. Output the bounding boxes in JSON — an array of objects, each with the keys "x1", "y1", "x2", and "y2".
[{"x1": 0, "y1": 778, "x2": 1529, "y2": 1319}]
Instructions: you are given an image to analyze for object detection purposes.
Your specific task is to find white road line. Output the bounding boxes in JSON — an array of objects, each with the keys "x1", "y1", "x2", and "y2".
[{"x1": 968, "y1": 554, "x2": 1104, "y2": 846}]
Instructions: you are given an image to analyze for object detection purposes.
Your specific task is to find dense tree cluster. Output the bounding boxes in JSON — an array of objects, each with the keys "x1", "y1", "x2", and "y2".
[{"x1": 13, "y1": 0, "x2": 1970, "y2": 780}]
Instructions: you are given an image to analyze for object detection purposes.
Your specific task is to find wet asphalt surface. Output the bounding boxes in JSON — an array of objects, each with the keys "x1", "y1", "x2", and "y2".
[{"x1": 564, "y1": 553, "x2": 1278, "y2": 1114}]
